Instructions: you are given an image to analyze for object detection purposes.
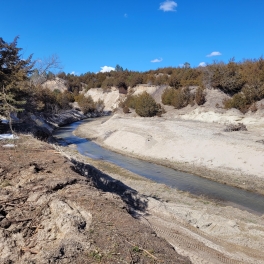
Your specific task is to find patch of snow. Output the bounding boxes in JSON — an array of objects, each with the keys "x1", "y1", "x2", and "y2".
[
  {"x1": 2, "y1": 144, "x2": 16, "y2": 148},
  {"x1": 0, "y1": 134, "x2": 19, "y2": 140},
  {"x1": 1, "y1": 119, "x2": 9, "y2": 124}
]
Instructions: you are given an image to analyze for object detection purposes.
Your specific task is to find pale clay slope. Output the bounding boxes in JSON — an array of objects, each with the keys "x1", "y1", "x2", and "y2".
[
  {"x1": 42, "y1": 77, "x2": 68, "y2": 92},
  {"x1": 84, "y1": 87, "x2": 120, "y2": 111},
  {"x1": 84, "y1": 85, "x2": 166, "y2": 111},
  {"x1": 80, "y1": 87, "x2": 264, "y2": 180}
]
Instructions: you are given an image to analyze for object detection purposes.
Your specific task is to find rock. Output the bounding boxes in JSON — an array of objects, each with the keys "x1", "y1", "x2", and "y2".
[{"x1": 0, "y1": 219, "x2": 11, "y2": 229}]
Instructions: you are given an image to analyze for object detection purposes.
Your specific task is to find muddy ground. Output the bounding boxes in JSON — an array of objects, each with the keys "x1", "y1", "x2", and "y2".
[{"x1": 0, "y1": 135, "x2": 190, "y2": 264}]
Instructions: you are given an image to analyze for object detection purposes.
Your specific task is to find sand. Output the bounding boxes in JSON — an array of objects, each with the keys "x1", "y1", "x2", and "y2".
[
  {"x1": 72, "y1": 87, "x2": 264, "y2": 262},
  {"x1": 74, "y1": 110, "x2": 264, "y2": 194},
  {"x1": 61, "y1": 136, "x2": 264, "y2": 264}
]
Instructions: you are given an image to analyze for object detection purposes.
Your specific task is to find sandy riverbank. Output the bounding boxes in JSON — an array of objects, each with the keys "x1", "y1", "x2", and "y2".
[
  {"x1": 59, "y1": 139, "x2": 264, "y2": 264},
  {"x1": 74, "y1": 112, "x2": 264, "y2": 195},
  {"x1": 70, "y1": 110, "x2": 264, "y2": 262}
]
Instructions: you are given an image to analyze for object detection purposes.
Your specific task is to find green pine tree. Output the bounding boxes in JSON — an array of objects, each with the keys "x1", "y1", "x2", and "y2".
[{"x1": 0, "y1": 36, "x2": 34, "y2": 130}]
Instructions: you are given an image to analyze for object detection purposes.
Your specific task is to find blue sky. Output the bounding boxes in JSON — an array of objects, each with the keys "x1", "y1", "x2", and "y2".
[{"x1": 1, "y1": 0, "x2": 264, "y2": 74}]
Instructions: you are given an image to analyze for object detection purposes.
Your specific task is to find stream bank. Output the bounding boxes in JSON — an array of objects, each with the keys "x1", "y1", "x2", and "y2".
[
  {"x1": 0, "y1": 135, "x2": 189, "y2": 263},
  {"x1": 54, "y1": 118, "x2": 264, "y2": 215},
  {"x1": 74, "y1": 114, "x2": 264, "y2": 196},
  {"x1": 55, "y1": 137, "x2": 264, "y2": 264}
]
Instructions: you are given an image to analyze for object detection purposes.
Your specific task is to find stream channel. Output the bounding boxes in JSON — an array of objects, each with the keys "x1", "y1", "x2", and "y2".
[{"x1": 53, "y1": 118, "x2": 264, "y2": 215}]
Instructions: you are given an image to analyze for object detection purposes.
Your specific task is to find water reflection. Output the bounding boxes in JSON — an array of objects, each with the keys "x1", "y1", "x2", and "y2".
[{"x1": 53, "y1": 119, "x2": 264, "y2": 215}]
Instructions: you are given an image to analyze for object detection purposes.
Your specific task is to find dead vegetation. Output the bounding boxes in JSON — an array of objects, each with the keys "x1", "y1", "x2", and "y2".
[{"x1": 224, "y1": 123, "x2": 247, "y2": 132}]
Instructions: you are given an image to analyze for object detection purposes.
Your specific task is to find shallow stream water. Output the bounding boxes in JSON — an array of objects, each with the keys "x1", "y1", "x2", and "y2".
[{"x1": 53, "y1": 118, "x2": 264, "y2": 215}]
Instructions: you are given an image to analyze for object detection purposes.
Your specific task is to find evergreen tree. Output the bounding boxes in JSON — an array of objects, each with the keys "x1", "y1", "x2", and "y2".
[
  {"x1": 0, "y1": 36, "x2": 34, "y2": 124},
  {"x1": 115, "y1": 64, "x2": 124, "y2": 72},
  {"x1": 135, "y1": 92, "x2": 159, "y2": 117}
]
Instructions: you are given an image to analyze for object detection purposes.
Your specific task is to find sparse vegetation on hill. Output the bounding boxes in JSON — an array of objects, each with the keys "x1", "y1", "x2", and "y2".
[
  {"x1": 162, "y1": 87, "x2": 192, "y2": 109},
  {"x1": 195, "y1": 86, "x2": 206, "y2": 105},
  {"x1": 53, "y1": 58, "x2": 264, "y2": 113},
  {"x1": 2, "y1": 36, "x2": 264, "y2": 122},
  {"x1": 0, "y1": 37, "x2": 98, "y2": 126},
  {"x1": 74, "y1": 94, "x2": 95, "y2": 114}
]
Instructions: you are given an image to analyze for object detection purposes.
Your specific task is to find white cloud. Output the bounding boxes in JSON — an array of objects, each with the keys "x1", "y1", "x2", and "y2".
[
  {"x1": 206, "y1": 51, "x2": 222, "y2": 57},
  {"x1": 159, "y1": 1, "x2": 177, "y2": 12},
  {"x1": 100, "y1": 66, "x2": 115, "y2": 73},
  {"x1": 151, "y1": 58, "x2": 163, "y2": 63},
  {"x1": 198, "y1": 62, "x2": 206, "y2": 67},
  {"x1": 71, "y1": 71, "x2": 75, "y2": 75}
]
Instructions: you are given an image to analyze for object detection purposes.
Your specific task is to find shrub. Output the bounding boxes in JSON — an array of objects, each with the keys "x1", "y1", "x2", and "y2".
[
  {"x1": 101, "y1": 77, "x2": 114, "y2": 89},
  {"x1": 242, "y1": 84, "x2": 264, "y2": 104},
  {"x1": 172, "y1": 88, "x2": 190, "y2": 109},
  {"x1": 129, "y1": 73, "x2": 143, "y2": 88},
  {"x1": 206, "y1": 60, "x2": 245, "y2": 95},
  {"x1": 154, "y1": 74, "x2": 169, "y2": 86},
  {"x1": 114, "y1": 77, "x2": 128, "y2": 92},
  {"x1": 55, "y1": 91, "x2": 74, "y2": 109},
  {"x1": 123, "y1": 94, "x2": 137, "y2": 109},
  {"x1": 123, "y1": 106, "x2": 130, "y2": 113},
  {"x1": 74, "y1": 94, "x2": 95, "y2": 114},
  {"x1": 222, "y1": 77, "x2": 264, "y2": 113},
  {"x1": 161, "y1": 88, "x2": 175, "y2": 105},
  {"x1": 94, "y1": 99, "x2": 105, "y2": 112},
  {"x1": 168, "y1": 73, "x2": 181, "y2": 88},
  {"x1": 162, "y1": 87, "x2": 190, "y2": 109},
  {"x1": 195, "y1": 87, "x2": 206, "y2": 105},
  {"x1": 134, "y1": 92, "x2": 159, "y2": 117},
  {"x1": 223, "y1": 93, "x2": 248, "y2": 113}
]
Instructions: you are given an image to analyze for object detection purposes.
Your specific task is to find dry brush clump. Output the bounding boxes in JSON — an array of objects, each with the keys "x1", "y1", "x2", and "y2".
[
  {"x1": 224, "y1": 123, "x2": 247, "y2": 132},
  {"x1": 162, "y1": 86, "x2": 206, "y2": 109},
  {"x1": 122, "y1": 105, "x2": 130, "y2": 114},
  {"x1": 223, "y1": 93, "x2": 248, "y2": 113},
  {"x1": 74, "y1": 94, "x2": 95, "y2": 114},
  {"x1": 195, "y1": 87, "x2": 206, "y2": 105},
  {"x1": 207, "y1": 58, "x2": 264, "y2": 113},
  {"x1": 222, "y1": 82, "x2": 264, "y2": 113}
]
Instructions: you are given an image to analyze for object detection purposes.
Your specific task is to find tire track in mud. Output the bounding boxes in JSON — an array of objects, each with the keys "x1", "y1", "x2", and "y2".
[
  {"x1": 141, "y1": 212, "x2": 264, "y2": 264},
  {"x1": 146, "y1": 203, "x2": 264, "y2": 263},
  {"x1": 151, "y1": 224, "x2": 243, "y2": 264}
]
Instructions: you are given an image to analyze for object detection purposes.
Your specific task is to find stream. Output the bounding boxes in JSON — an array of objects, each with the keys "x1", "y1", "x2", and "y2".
[{"x1": 53, "y1": 118, "x2": 264, "y2": 215}]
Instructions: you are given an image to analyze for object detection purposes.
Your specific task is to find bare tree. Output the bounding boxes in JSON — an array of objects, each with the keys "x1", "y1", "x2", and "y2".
[{"x1": 30, "y1": 54, "x2": 62, "y2": 86}]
